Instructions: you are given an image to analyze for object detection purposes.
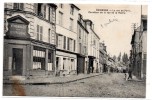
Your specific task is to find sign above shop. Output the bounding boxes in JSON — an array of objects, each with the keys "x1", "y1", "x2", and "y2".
[{"x1": 6, "y1": 15, "x2": 30, "y2": 39}]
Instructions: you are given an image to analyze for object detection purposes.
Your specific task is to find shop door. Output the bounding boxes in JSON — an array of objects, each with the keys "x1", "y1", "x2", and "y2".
[{"x1": 12, "y1": 48, "x2": 23, "y2": 75}]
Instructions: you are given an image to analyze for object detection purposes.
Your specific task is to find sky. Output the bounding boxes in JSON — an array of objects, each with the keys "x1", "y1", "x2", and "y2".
[{"x1": 77, "y1": 4, "x2": 147, "y2": 57}]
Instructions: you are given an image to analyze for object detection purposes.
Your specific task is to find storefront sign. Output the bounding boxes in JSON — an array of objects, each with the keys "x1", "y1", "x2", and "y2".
[{"x1": 9, "y1": 23, "x2": 27, "y2": 35}]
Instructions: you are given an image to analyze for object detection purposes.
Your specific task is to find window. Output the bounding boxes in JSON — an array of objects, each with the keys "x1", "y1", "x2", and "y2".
[
  {"x1": 13, "y1": 3, "x2": 24, "y2": 10},
  {"x1": 144, "y1": 54, "x2": 146, "y2": 59},
  {"x1": 70, "y1": 6, "x2": 74, "y2": 15},
  {"x1": 37, "y1": 25, "x2": 43, "y2": 41},
  {"x1": 73, "y1": 40, "x2": 75, "y2": 52},
  {"x1": 70, "y1": 18, "x2": 74, "y2": 31},
  {"x1": 69, "y1": 39, "x2": 73, "y2": 51},
  {"x1": 79, "y1": 43, "x2": 81, "y2": 53},
  {"x1": 59, "y1": 4, "x2": 63, "y2": 8},
  {"x1": 34, "y1": 4, "x2": 38, "y2": 14},
  {"x1": 48, "y1": 29, "x2": 51, "y2": 43},
  {"x1": 37, "y1": 3, "x2": 43, "y2": 16},
  {"x1": 63, "y1": 58, "x2": 66, "y2": 70},
  {"x1": 84, "y1": 46, "x2": 87, "y2": 55},
  {"x1": 57, "y1": 34, "x2": 63, "y2": 49},
  {"x1": 43, "y1": 5, "x2": 46, "y2": 19},
  {"x1": 79, "y1": 28, "x2": 81, "y2": 39},
  {"x1": 48, "y1": 7, "x2": 53, "y2": 22},
  {"x1": 37, "y1": 25, "x2": 39, "y2": 40},
  {"x1": 67, "y1": 38, "x2": 70, "y2": 50},
  {"x1": 40, "y1": 26, "x2": 43, "y2": 41},
  {"x1": 59, "y1": 12, "x2": 63, "y2": 26},
  {"x1": 63, "y1": 36, "x2": 66, "y2": 49},
  {"x1": 33, "y1": 46, "x2": 46, "y2": 70}
]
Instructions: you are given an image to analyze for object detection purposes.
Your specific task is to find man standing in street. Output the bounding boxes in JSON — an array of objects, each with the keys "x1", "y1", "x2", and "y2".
[{"x1": 127, "y1": 65, "x2": 132, "y2": 80}]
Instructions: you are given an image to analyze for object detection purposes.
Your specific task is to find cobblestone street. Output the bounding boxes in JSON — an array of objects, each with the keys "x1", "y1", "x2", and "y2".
[{"x1": 3, "y1": 73, "x2": 146, "y2": 98}]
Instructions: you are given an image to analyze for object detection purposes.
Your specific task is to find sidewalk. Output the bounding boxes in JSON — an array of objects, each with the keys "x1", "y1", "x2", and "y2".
[{"x1": 3, "y1": 73, "x2": 103, "y2": 84}]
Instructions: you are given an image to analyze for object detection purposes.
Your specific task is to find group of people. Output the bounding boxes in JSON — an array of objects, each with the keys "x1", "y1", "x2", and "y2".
[{"x1": 123, "y1": 66, "x2": 132, "y2": 80}]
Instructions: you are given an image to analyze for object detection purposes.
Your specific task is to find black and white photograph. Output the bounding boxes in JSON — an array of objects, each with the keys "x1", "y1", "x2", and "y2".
[{"x1": 1, "y1": 0, "x2": 151, "y2": 99}]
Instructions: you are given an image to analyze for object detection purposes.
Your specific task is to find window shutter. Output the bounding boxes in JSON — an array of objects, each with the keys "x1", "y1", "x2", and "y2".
[
  {"x1": 40, "y1": 26, "x2": 43, "y2": 41},
  {"x1": 73, "y1": 40, "x2": 75, "y2": 52},
  {"x1": 56, "y1": 34, "x2": 58, "y2": 47},
  {"x1": 37, "y1": 25, "x2": 39, "y2": 40},
  {"x1": 64, "y1": 36, "x2": 66, "y2": 49}
]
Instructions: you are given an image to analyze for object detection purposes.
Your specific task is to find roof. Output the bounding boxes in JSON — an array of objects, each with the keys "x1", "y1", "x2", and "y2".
[{"x1": 71, "y1": 4, "x2": 80, "y2": 10}]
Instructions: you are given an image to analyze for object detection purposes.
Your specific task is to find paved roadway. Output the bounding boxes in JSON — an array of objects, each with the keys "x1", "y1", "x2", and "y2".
[{"x1": 3, "y1": 73, "x2": 146, "y2": 98}]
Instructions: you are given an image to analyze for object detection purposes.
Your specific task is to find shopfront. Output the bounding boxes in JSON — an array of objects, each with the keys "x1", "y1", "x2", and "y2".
[{"x1": 3, "y1": 15, "x2": 56, "y2": 79}]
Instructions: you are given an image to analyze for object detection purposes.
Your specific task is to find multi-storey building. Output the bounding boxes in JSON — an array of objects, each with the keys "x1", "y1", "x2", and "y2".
[
  {"x1": 55, "y1": 4, "x2": 80, "y2": 76},
  {"x1": 77, "y1": 14, "x2": 89, "y2": 74},
  {"x1": 84, "y1": 20, "x2": 100, "y2": 73},
  {"x1": 130, "y1": 15, "x2": 147, "y2": 80},
  {"x1": 99, "y1": 42, "x2": 108, "y2": 73},
  {"x1": 3, "y1": 3, "x2": 57, "y2": 79}
]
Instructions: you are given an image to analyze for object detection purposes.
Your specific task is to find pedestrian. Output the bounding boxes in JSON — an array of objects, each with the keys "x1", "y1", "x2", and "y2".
[
  {"x1": 123, "y1": 68, "x2": 127, "y2": 80},
  {"x1": 127, "y1": 66, "x2": 132, "y2": 80}
]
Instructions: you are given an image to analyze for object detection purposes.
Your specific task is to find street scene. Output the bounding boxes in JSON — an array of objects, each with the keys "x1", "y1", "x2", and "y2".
[{"x1": 3, "y1": 3, "x2": 147, "y2": 98}]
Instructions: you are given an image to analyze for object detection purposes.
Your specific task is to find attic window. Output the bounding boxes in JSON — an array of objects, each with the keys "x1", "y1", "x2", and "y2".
[{"x1": 13, "y1": 3, "x2": 24, "y2": 10}]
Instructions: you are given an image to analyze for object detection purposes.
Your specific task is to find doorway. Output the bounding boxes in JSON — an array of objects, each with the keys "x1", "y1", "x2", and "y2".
[{"x1": 12, "y1": 48, "x2": 23, "y2": 75}]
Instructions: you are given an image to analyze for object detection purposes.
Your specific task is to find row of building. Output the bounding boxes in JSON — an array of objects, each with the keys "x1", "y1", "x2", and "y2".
[
  {"x1": 130, "y1": 15, "x2": 147, "y2": 80},
  {"x1": 3, "y1": 3, "x2": 116, "y2": 79}
]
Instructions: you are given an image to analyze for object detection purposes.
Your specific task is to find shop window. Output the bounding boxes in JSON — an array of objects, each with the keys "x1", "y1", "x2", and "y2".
[
  {"x1": 13, "y1": 3, "x2": 24, "y2": 10},
  {"x1": 33, "y1": 46, "x2": 46, "y2": 70}
]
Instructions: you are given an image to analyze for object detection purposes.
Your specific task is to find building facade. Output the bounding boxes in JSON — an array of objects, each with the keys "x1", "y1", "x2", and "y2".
[
  {"x1": 55, "y1": 4, "x2": 80, "y2": 76},
  {"x1": 77, "y1": 14, "x2": 89, "y2": 74},
  {"x1": 99, "y1": 42, "x2": 108, "y2": 73},
  {"x1": 130, "y1": 15, "x2": 147, "y2": 80},
  {"x1": 3, "y1": 3, "x2": 57, "y2": 79},
  {"x1": 84, "y1": 20, "x2": 100, "y2": 74}
]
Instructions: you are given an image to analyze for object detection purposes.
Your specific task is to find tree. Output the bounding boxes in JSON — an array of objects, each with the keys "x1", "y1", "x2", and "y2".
[
  {"x1": 117, "y1": 52, "x2": 121, "y2": 61},
  {"x1": 113, "y1": 55, "x2": 116, "y2": 61},
  {"x1": 122, "y1": 53, "x2": 129, "y2": 64}
]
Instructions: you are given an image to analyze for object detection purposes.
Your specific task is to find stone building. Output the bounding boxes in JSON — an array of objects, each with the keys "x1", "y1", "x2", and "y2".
[
  {"x1": 77, "y1": 14, "x2": 89, "y2": 74},
  {"x1": 84, "y1": 20, "x2": 100, "y2": 73},
  {"x1": 3, "y1": 3, "x2": 57, "y2": 79},
  {"x1": 55, "y1": 4, "x2": 80, "y2": 76},
  {"x1": 130, "y1": 15, "x2": 147, "y2": 80}
]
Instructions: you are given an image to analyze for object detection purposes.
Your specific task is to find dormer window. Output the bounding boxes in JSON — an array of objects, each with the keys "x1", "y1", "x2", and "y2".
[{"x1": 13, "y1": 3, "x2": 24, "y2": 10}]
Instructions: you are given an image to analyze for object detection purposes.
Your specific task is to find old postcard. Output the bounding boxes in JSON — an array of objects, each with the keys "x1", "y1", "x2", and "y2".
[{"x1": 2, "y1": 1, "x2": 149, "y2": 98}]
